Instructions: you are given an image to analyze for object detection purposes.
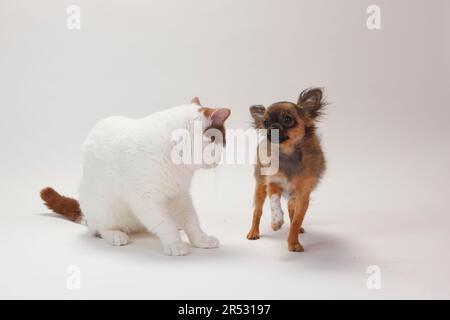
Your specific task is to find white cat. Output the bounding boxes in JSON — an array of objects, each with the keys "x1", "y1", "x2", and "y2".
[{"x1": 40, "y1": 98, "x2": 230, "y2": 256}]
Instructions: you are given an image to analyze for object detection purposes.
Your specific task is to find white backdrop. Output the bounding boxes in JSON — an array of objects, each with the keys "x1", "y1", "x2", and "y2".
[{"x1": 0, "y1": 0, "x2": 449, "y2": 299}]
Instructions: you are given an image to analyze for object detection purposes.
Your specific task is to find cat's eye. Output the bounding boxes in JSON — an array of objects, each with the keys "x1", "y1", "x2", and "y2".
[{"x1": 263, "y1": 119, "x2": 270, "y2": 129}]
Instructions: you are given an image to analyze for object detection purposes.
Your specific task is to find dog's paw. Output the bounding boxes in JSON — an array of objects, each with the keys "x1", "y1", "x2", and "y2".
[
  {"x1": 101, "y1": 230, "x2": 130, "y2": 246},
  {"x1": 246, "y1": 229, "x2": 260, "y2": 240},
  {"x1": 271, "y1": 218, "x2": 284, "y2": 231},
  {"x1": 288, "y1": 242, "x2": 305, "y2": 252},
  {"x1": 164, "y1": 242, "x2": 190, "y2": 256},
  {"x1": 192, "y1": 234, "x2": 220, "y2": 249}
]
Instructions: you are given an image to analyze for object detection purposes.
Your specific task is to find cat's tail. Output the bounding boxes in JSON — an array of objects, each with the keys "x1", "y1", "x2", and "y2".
[{"x1": 40, "y1": 187, "x2": 83, "y2": 223}]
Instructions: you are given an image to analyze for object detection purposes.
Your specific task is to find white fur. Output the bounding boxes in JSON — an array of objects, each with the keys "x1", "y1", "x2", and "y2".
[
  {"x1": 269, "y1": 194, "x2": 284, "y2": 230},
  {"x1": 266, "y1": 175, "x2": 292, "y2": 197},
  {"x1": 79, "y1": 104, "x2": 221, "y2": 256}
]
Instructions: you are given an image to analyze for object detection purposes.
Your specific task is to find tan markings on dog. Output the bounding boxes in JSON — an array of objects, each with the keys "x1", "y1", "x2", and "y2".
[
  {"x1": 280, "y1": 111, "x2": 305, "y2": 155},
  {"x1": 264, "y1": 171, "x2": 288, "y2": 185},
  {"x1": 265, "y1": 170, "x2": 293, "y2": 196},
  {"x1": 288, "y1": 196, "x2": 305, "y2": 233},
  {"x1": 267, "y1": 183, "x2": 283, "y2": 197},
  {"x1": 287, "y1": 177, "x2": 317, "y2": 251},
  {"x1": 246, "y1": 177, "x2": 267, "y2": 240},
  {"x1": 288, "y1": 197, "x2": 295, "y2": 222}
]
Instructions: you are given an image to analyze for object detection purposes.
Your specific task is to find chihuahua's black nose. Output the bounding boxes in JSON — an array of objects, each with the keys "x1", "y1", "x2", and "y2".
[{"x1": 269, "y1": 124, "x2": 282, "y2": 130}]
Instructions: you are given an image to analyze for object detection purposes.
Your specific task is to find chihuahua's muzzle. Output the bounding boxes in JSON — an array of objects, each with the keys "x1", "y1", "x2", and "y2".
[{"x1": 267, "y1": 125, "x2": 289, "y2": 144}]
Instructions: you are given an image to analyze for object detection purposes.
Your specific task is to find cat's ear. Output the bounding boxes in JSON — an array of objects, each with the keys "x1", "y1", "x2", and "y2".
[
  {"x1": 191, "y1": 97, "x2": 201, "y2": 106},
  {"x1": 209, "y1": 108, "x2": 231, "y2": 127}
]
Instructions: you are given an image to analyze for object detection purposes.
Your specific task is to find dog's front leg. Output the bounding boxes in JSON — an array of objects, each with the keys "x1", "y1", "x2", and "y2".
[
  {"x1": 287, "y1": 192, "x2": 309, "y2": 252},
  {"x1": 247, "y1": 179, "x2": 267, "y2": 240},
  {"x1": 288, "y1": 178, "x2": 316, "y2": 252},
  {"x1": 288, "y1": 197, "x2": 306, "y2": 234},
  {"x1": 268, "y1": 183, "x2": 284, "y2": 231}
]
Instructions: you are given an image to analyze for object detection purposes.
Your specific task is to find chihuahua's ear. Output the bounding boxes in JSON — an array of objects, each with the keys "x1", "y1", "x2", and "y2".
[
  {"x1": 297, "y1": 88, "x2": 325, "y2": 119},
  {"x1": 249, "y1": 105, "x2": 266, "y2": 128},
  {"x1": 191, "y1": 97, "x2": 201, "y2": 106},
  {"x1": 210, "y1": 108, "x2": 231, "y2": 127}
]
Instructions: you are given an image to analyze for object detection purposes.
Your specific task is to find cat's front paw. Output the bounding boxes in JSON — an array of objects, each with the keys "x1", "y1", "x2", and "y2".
[
  {"x1": 191, "y1": 234, "x2": 220, "y2": 249},
  {"x1": 101, "y1": 230, "x2": 130, "y2": 246},
  {"x1": 163, "y1": 242, "x2": 190, "y2": 256}
]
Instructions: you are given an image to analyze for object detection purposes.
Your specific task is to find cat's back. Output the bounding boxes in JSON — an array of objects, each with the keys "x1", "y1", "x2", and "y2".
[
  {"x1": 82, "y1": 105, "x2": 197, "y2": 162},
  {"x1": 82, "y1": 116, "x2": 135, "y2": 155}
]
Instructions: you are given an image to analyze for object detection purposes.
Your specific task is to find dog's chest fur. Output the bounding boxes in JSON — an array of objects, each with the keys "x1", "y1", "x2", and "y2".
[
  {"x1": 278, "y1": 145, "x2": 302, "y2": 179},
  {"x1": 265, "y1": 145, "x2": 302, "y2": 196}
]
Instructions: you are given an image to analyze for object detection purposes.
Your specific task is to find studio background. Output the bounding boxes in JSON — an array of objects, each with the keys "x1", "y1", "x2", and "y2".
[{"x1": 1, "y1": 0, "x2": 449, "y2": 299}]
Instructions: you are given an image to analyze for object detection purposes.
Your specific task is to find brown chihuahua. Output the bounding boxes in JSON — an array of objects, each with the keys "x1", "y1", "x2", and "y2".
[{"x1": 247, "y1": 88, "x2": 326, "y2": 252}]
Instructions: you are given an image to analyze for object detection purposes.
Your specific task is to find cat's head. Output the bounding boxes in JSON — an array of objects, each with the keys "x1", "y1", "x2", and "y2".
[
  {"x1": 192, "y1": 97, "x2": 231, "y2": 168},
  {"x1": 193, "y1": 97, "x2": 231, "y2": 145}
]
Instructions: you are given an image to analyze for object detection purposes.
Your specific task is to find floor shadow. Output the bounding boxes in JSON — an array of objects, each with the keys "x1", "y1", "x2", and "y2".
[
  {"x1": 258, "y1": 224, "x2": 362, "y2": 271},
  {"x1": 74, "y1": 229, "x2": 238, "y2": 264},
  {"x1": 39, "y1": 211, "x2": 239, "y2": 261},
  {"x1": 38, "y1": 211, "x2": 363, "y2": 269},
  {"x1": 38, "y1": 212, "x2": 70, "y2": 221}
]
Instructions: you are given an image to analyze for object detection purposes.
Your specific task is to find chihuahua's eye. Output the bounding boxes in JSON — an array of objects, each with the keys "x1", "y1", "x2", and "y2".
[
  {"x1": 284, "y1": 115, "x2": 293, "y2": 126},
  {"x1": 263, "y1": 119, "x2": 270, "y2": 129}
]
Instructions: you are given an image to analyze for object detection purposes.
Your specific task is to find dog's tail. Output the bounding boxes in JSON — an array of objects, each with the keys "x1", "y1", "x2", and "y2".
[{"x1": 40, "y1": 187, "x2": 83, "y2": 223}]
